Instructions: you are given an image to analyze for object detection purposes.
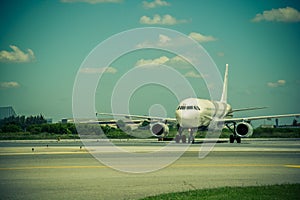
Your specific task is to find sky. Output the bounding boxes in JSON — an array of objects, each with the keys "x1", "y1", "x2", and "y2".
[{"x1": 0, "y1": 0, "x2": 300, "y2": 124}]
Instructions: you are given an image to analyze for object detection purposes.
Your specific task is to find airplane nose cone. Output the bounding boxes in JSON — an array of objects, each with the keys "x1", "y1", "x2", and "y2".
[{"x1": 176, "y1": 110, "x2": 199, "y2": 128}]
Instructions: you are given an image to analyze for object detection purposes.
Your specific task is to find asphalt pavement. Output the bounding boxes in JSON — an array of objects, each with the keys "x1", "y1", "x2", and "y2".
[{"x1": 0, "y1": 138, "x2": 299, "y2": 200}]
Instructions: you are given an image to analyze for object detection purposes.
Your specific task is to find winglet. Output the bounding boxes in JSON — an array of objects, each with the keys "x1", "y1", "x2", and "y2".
[{"x1": 220, "y1": 64, "x2": 229, "y2": 103}]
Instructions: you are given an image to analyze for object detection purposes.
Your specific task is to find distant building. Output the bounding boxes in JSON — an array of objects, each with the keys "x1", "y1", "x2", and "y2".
[
  {"x1": 0, "y1": 106, "x2": 17, "y2": 120},
  {"x1": 261, "y1": 118, "x2": 300, "y2": 129},
  {"x1": 260, "y1": 124, "x2": 274, "y2": 129},
  {"x1": 46, "y1": 118, "x2": 53, "y2": 124},
  {"x1": 61, "y1": 118, "x2": 68, "y2": 124},
  {"x1": 61, "y1": 118, "x2": 74, "y2": 124}
]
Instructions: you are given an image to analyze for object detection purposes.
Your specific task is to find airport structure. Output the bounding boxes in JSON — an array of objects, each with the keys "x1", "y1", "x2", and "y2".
[{"x1": 0, "y1": 106, "x2": 16, "y2": 120}]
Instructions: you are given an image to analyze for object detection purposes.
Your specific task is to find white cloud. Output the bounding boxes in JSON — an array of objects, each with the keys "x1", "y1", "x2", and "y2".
[
  {"x1": 252, "y1": 7, "x2": 300, "y2": 22},
  {"x1": 267, "y1": 79, "x2": 286, "y2": 87},
  {"x1": 135, "y1": 55, "x2": 191, "y2": 69},
  {"x1": 168, "y1": 55, "x2": 187, "y2": 64},
  {"x1": 188, "y1": 32, "x2": 217, "y2": 43},
  {"x1": 136, "y1": 34, "x2": 172, "y2": 48},
  {"x1": 61, "y1": 0, "x2": 122, "y2": 3},
  {"x1": 0, "y1": 81, "x2": 20, "y2": 89},
  {"x1": 80, "y1": 67, "x2": 117, "y2": 74},
  {"x1": 105, "y1": 67, "x2": 117, "y2": 73},
  {"x1": 135, "y1": 56, "x2": 170, "y2": 66},
  {"x1": 137, "y1": 33, "x2": 211, "y2": 49},
  {"x1": 0, "y1": 45, "x2": 35, "y2": 63},
  {"x1": 140, "y1": 14, "x2": 187, "y2": 25},
  {"x1": 159, "y1": 34, "x2": 171, "y2": 44},
  {"x1": 142, "y1": 0, "x2": 170, "y2": 9},
  {"x1": 184, "y1": 71, "x2": 202, "y2": 78}
]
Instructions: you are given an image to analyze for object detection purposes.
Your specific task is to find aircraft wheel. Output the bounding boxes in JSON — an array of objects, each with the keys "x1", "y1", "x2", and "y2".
[
  {"x1": 236, "y1": 137, "x2": 241, "y2": 143},
  {"x1": 175, "y1": 134, "x2": 180, "y2": 143},
  {"x1": 178, "y1": 126, "x2": 183, "y2": 134},
  {"x1": 182, "y1": 135, "x2": 186, "y2": 143},
  {"x1": 229, "y1": 135, "x2": 234, "y2": 143},
  {"x1": 188, "y1": 136, "x2": 194, "y2": 144}
]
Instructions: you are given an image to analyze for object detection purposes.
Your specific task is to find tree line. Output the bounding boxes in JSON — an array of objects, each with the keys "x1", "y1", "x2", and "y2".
[
  {"x1": 0, "y1": 115, "x2": 157, "y2": 140},
  {"x1": 0, "y1": 115, "x2": 128, "y2": 138},
  {"x1": 0, "y1": 115, "x2": 78, "y2": 135}
]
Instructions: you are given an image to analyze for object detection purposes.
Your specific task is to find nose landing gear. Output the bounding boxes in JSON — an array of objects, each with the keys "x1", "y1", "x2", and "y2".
[{"x1": 175, "y1": 126, "x2": 195, "y2": 144}]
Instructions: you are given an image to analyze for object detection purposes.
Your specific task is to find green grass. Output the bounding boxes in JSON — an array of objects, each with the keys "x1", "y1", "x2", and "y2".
[
  {"x1": 140, "y1": 184, "x2": 300, "y2": 200},
  {"x1": 252, "y1": 127, "x2": 300, "y2": 138}
]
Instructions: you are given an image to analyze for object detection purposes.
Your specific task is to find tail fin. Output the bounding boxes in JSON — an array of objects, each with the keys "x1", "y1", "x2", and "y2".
[{"x1": 220, "y1": 64, "x2": 229, "y2": 103}]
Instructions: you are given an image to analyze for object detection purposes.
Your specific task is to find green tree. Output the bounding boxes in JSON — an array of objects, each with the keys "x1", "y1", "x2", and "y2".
[{"x1": 1, "y1": 124, "x2": 22, "y2": 132}]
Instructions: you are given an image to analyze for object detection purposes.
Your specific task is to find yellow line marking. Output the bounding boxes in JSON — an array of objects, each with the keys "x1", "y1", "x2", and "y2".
[
  {"x1": 0, "y1": 163, "x2": 298, "y2": 170},
  {"x1": 172, "y1": 164, "x2": 282, "y2": 167},
  {"x1": 284, "y1": 165, "x2": 300, "y2": 169},
  {"x1": 0, "y1": 165, "x2": 108, "y2": 170},
  {"x1": 0, "y1": 151, "x2": 89, "y2": 156}
]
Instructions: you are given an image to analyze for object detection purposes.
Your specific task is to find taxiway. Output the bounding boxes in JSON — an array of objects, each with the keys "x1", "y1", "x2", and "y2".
[{"x1": 0, "y1": 139, "x2": 299, "y2": 199}]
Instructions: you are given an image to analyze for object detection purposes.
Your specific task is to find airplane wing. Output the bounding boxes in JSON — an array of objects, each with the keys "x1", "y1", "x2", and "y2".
[
  {"x1": 96, "y1": 112, "x2": 177, "y2": 122},
  {"x1": 219, "y1": 113, "x2": 300, "y2": 123},
  {"x1": 228, "y1": 107, "x2": 267, "y2": 114}
]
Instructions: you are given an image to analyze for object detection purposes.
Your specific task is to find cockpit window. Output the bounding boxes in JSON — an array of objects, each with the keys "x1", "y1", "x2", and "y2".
[
  {"x1": 187, "y1": 106, "x2": 193, "y2": 110},
  {"x1": 177, "y1": 105, "x2": 200, "y2": 110},
  {"x1": 194, "y1": 106, "x2": 200, "y2": 110}
]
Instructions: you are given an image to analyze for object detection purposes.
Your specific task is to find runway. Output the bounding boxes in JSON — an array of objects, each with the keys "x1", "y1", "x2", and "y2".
[{"x1": 0, "y1": 139, "x2": 299, "y2": 200}]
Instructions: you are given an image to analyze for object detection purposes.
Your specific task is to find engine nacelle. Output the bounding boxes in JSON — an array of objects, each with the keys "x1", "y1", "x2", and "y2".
[
  {"x1": 150, "y1": 122, "x2": 169, "y2": 137},
  {"x1": 235, "y1": 122, "x2": 253, "y2": 138}
]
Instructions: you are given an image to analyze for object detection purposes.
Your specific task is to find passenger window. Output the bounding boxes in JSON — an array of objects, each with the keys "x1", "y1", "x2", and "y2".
[
  {"x1": 181, "y1": 106, "x2": 186, "y2": 110},
  {"x1": 187, "y1": 106, "x2": 193, "y2": 110}
]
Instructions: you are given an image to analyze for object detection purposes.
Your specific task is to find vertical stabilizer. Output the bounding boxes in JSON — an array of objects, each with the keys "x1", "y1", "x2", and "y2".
[{"x1": 220, "y1": 64, "x2": 229, "y2": 103}]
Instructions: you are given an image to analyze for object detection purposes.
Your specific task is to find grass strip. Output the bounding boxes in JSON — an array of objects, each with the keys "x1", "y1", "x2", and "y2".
[{"x1": 140, "y1": 184, "x2": 300, "y2": 200}]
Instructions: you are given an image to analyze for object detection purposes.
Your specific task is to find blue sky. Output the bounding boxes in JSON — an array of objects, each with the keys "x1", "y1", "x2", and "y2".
[{"x1": 0, "y1": 0, "x2": 300, "y2": 124}]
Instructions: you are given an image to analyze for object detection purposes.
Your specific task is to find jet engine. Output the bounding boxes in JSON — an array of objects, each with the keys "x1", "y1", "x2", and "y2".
[
  {"x1": 150, "y1": 122, "x2": 169, "y2": 137},
  {"x1": 235, "y1": 122, "x2": 253, "y2": 137}
]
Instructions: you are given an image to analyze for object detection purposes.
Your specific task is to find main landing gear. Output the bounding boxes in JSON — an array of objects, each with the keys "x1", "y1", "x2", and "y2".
[
  {"x1": 226, "y1": 122, "x2": 241, "y2": 143},
  {"x1": 229, "y1": 134, "x2": 241, "y2": 143},
  {"x1": 175, "y1": 126, "x2": 195, "y2": 144}
]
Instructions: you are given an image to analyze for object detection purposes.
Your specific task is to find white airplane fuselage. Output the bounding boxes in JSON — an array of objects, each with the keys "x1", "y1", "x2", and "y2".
[{"x1": 175, "y1": 98, "x2": 232, "y2": 129}]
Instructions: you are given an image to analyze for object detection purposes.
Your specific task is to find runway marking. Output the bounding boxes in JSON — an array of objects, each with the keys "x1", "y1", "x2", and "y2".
[
  {"x1": 284, "y1": 165, "x2": 300, "y2": 169},
  {"x1": 172, "y1": 164, "x2": 282, "y2": 167},
  {"x1": 1, "y1": 149, "x2": 300, "y2": 156},
  {"x1": 0, "y1": 151, "x2": 89, "y2": 156},
  {"x1": 0, "y1": 165, "x2": 107, "y2": 170},
  {"x1": 0, "y1": 164, "x2": 299, "y2": 170}
]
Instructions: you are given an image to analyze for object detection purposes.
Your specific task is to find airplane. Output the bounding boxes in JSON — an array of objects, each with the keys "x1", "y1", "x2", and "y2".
[{"x1": 97, "y1": 64, "x2": 300, "y2": 143}]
